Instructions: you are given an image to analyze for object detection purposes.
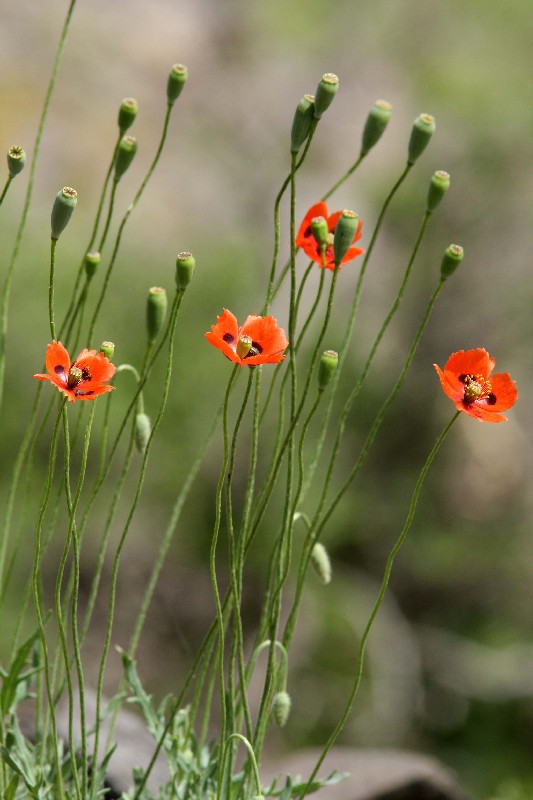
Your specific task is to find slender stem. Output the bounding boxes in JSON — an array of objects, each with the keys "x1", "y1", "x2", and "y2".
[
  {"x1": 0, "y1": 0, "x2": 77, "y2": 413},
  {"x1": 217, "y1": 733, "x2": 262, "y2": 800},
  {"x1": 0, "y1": 176, "x2": 12, "y2": 206},
  {"x1": 302, "y1": 412, "x2": 460, "y2": 795},
  {"x1": 31, "y1": 401, "x2": 65, "y2": 800},
  {"x1": 49, "y1": 238, "x2": 58, "y2": 339},
  {"x1": 322, "y1": 153, "x2": 365, "y2": 201}
]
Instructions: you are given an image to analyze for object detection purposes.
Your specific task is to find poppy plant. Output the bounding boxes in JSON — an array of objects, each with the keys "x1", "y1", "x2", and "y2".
[
  {"x1": 296, "y1": 201, "x2": 364, "y2": 270},
  {"x1": 434, "y1": 348, "x2": 517, "y2": 423},
  {"x1": 34, "y1": 341, "x2": 116, "y2": 402},
  {"x1": 205, "y1": 309, "x2": 288, "y2": 366}
]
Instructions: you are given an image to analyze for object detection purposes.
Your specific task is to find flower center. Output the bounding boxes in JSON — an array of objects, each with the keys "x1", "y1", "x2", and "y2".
[
  {"x1": 459, "y1": 373, "x2": 495, "y2": 405},
  {"x1": 67, "y1": 366, "x2": 83, "y2": 388}
]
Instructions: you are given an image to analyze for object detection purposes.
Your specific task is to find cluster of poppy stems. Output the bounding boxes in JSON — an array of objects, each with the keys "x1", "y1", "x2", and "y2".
[{"x1": 33, "y1": 204, "x2": 518, "y2": 422}]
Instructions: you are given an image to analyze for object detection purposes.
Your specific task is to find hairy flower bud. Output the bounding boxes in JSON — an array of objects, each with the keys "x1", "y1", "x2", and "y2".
[
  {"x1": 407, "y1": 113, "x2": 436, "y2": 165},
  {"x1": 135, "y1": 412, "x2": 151, "y2": 454},
  {"x1": 99, "y1": 341, "x2": 115, "y2": 360},
  {"x1": 318, "y1": 350, "x2": 338, "y2": 392},
  {"x1": 360, "y1": 100, "x2": 392, "y2": 156},
  {"x1": 290, "y1": 94, "x2": 315, "y2": 154},
  {"x1": 7, "y1": 145, "x2": 26, "y2": 177},
  {"x1": 85, "y1": 250, "x2": 100, "y2": 279},
  {"x1": 313, "y1": 73, "x2": 339, "y2": 119},
  {"x1": 146, "y1": 286, "x2": 168, "y2": 343},
  {"x1": 311, "y1": 542, "x2": 332, "y2": 584},
  {"x1": 440, "y1": 244, "x2": 464, "y2": 280},
  {"x1": 167, "y1": 63, "x2": 188, "y2": 104},
  {"x1": 272, "y1": 691, "x2": 291, "y2": 727},
  {"x1": 118, "y1": 97, "x2": 138, "y2": 134},
  {"x1": 51, "y1": 187, "x2": 77, "y2": 240}
]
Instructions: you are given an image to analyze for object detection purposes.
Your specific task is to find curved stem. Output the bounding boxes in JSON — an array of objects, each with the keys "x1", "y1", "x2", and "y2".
[{"x1": 49, "y1": 238, "x2": 58, "y2": 339}]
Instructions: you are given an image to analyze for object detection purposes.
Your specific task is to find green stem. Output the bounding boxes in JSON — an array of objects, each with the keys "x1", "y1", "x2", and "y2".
[
  {"x1": 0, "y1": 176, "x2": 12, "y2": 206},
  {"x1": 302, "y1": 411, "x2": 460, "y2": 795},
  {"x1": 49, "y1": 238, "x2": 58, "y2": 340}
]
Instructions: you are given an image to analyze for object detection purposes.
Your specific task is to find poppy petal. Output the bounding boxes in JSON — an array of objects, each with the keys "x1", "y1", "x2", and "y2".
[
  {"x1": 445, "y1": 349, "x2": 495, "y2": 380},
  {"x1": 45, "y1": 340, "x2": 70, "y2": 382}
]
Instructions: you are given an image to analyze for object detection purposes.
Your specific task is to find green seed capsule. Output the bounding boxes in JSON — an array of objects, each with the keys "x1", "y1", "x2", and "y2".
[
  {"x1": 114, "y1": 135, "x2": 137, "y2": 182},
  {"x1": 313, "y1": 72, "x2": 339, "y2": 119},
  {"x1": 135, "y1": 412, "x2": 151, "y2": 454},
  {"x1": 272, "y1": 691, "x2": 291, "y2": 727},
  {"x1": 167, "y1": 63, "x2": 188, "y2": 105},
  {"x1": 290, "y1": 94, "x2": 315, "y2": 154},
  {"x1": 175, "y1": 251, "x2": 196, "y2": 291},
  {"x1": 426, "y1": 170, "x2": 450, "y2": 212},
  {"x1": 333, "y1": 210, "x2": 359, "y2": 266},
  {"x1": 360, "y1": 100, "x2": 392, "y2": 156},
  {"x1": 99, "y1": 341, "x2": 115, "y2": 360},
  {"x1": 311, "y1": 542, "x2": 332, "y2": 584},
  {"x1": 7, "y1": 145, "x2": 26, "y2": 177},
  {"x1": 318, "y1": 350, "x2": 338, "y2": 392},
  {"x1": 310, "y1": 216, "x2": 329, "y2": 249},
  {"x1": 51, "y1": 187, "x2": 77, "y2": 240},
  {"x1": 440, "y1": 244, "x2": 464, "y2": 279},
  {"x1": 407, "y1": 113, "x2": 436, "y2": 165},
  {"x1": 146, "y1": 286, "x2": 168, "y2": 343},
  {"x1": 85, "y1": 250, "x2": 101, "y2": 279},
  {"x1": 118, "y1": 97, "x2": 138, "y2": 134}
]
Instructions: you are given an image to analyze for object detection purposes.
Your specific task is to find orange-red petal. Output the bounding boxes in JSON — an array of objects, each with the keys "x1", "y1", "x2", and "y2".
[{"x1": 444, "y1": 349, "x2": 495, "y2": 380}]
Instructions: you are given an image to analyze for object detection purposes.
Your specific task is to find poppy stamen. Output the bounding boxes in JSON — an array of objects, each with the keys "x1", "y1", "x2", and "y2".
[
  {"x1": 67, "y1": 366, "x2": 83, "y2": 388},
  {"x1": 461, "y1": 373, "x2": 492, "y2": 405}
]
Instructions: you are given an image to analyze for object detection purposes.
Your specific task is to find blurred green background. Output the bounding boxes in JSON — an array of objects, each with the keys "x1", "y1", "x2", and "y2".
[{"x1": 1, "y1": 0, "x2": 532, "y2": 797}]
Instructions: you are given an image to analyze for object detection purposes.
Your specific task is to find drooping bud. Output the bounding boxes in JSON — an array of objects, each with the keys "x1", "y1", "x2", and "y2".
[
  {"x1": 146, "y1": 287, "x2": 168, "y2": 344},
  {"x1": 290, "y1": 94, "x2": 315, "y2": 154},
  {"x1": 360, "y1": 100, "x2": 392, "y2": 156},
  {"x1": 272, "y1": 691, "x2": 291, "y2": 727},
  {"x1": 7, "y1": 145, "x2": 26, "y2": 178},
  {"x1": 51, "y1": 187, "x2": 77, "y2": 240},
  {"x1": 426, "y1": 170, "x2": 450, "y2": 212},
  {"x1": 407, "y1": 113, "x2": 436, "y2": 165},
  {"x1": 237, "y1": 335, "x2": 253, "y2": 359},
  {"x1": 333, "y1": 210, "x2": 359, "y2": 266},
  {"x1": 310, "y1": 216, "x2": 329, "y2": 249},
  {"x1": 318, "y1": 350, "x2": 338, "y2": 392},
  {"x1": 167, "y1": 64, "x2": 188, "y2": 105},
  {"x1": 85, "y1": 251, "x2": 101, "y2": 279},
  {"x1": 313, "y1": 73, "x2": 339, "y2": 119},
  {"x1": 440, "y1": 244, "x2": 464, "y2": 280},
  {"x1": 311, "y1": 542, "x2": 332, "y2": 584},
  {"x1": 99, "y1": 341, "x2": 115, "y2": 360},
  {"x1": 118, "y1": 97, "x2": 138, "y2": 134},
  {"x1": 135, "y1": 412, "x2": 151, "y2": 454},
  {"x1": 114, "y1": 135, "x2": 137, "y2": 182},
  {"x1": 175, "y1": 251, "x2": 196, "y2": 291}
]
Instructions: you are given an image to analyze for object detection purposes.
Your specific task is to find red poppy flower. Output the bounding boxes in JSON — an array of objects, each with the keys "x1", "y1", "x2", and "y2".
[
  {"x1": 34, "y1": 341, "x2": 116, "y2": 402},
  {"x1": 205, "y1": 309, "x2": 288, "y2": 366},
  {"x1": 295, "y1": 201, "x2": 364, "y2": 270},
  {"x1": 434, "y1": 348, "x2": 517, "y2": 423}
]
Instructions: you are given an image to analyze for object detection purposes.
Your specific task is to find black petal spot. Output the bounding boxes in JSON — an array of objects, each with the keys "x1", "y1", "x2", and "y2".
[
  {"x1": 458, "y1": 374, "x2": 467, "y2": 383},
  {"x1": 81, "y1": 368, "x2": 91, "y2": 381},
  {"x1": 54, "y1": 365, "x2": 65, "y2": 375},
  {"x1": 487, "y1": 393, "x2": 497, "y2": 405},
  {"x1": 223, "y1": 333, "x2": 235, "y2": 345}
]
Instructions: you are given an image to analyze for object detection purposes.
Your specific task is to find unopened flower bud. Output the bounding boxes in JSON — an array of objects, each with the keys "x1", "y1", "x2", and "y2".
[
  {"x1": 51, "y1": 187, "x2": 77, "y2": 240},
  {"x1": 311, "y1": 216, "x2": 329, "y2": 249},
  {"x1": 237, "y1": 335, "x2": 253, "y2": 359},
  {"x1": 99, "y1": 341, "x2": 115, "y2": 360},
  {"x1": 7, "y1": 145, "x2": 26, "y2": 177},
  {"x1": 146, "y1": 287, "x2": 168, "y2": 343},
  {"x1": 167, "y1": 64, "x2": 188, "y2": 105},
  {"x1": 114, "y1": 135, "x2": 137, "y2": 182},
  {"x1": 426, "y1": 170, "x2": 450, "y2": 212},
  {"x1": 318, "y1": 350, "x2": 338, "y2": 392},
  {"x1": 85, "y1": 251, "x2": 101, "y2": 279},
  {"x1": 118, "y1": 97, "x2": 138, "y2": 134},
  {"x1": 360, "y1": 100, "x2": 392, "y2": 156},
  {"x1": 333, "y1": 210, "x2": 359, "y2": 266},
  {"x1": 407, "y1": 113, "x2": 436, "y2": 165},
  {"x1": 290, "y1": 94, "x2": 315, "y2": 154},
  {"x1": 440, "y1": 244, "x2": 464, "y2": 280},
  {"x1": 175, "y1": 251, "x2": 196, "y2": 290},
  {"x1": 313, "y1": 73, "x2": 339, "y2": 120},
  {"x1": 272, "y1": 691, "x2": 291, "y2": 727},
  {"x1": 135, "y1": 412, "x2": 151, "y2": 454},
  {"x1": 311, "y1": 542, "x2": 332, "y2": 584}
]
